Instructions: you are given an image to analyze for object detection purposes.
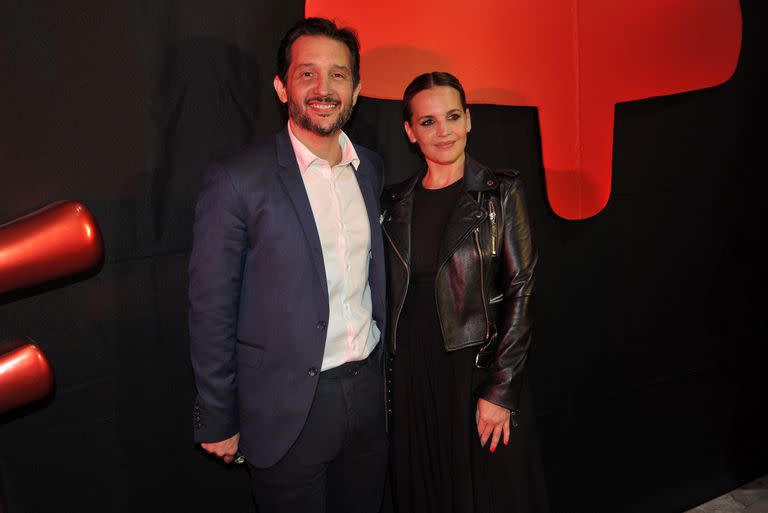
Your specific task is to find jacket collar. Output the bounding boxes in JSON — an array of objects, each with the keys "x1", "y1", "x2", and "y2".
[
  {"x1": 464, "y1": 156, "x2": 499, "y2": 192},
  {"x1": 275, "y1": 126, "x2": 385, "y2": 318},
  {"x1": 388, "y1": 154, "x2": 499, "y2": 202},
  {"x1": 384, "y1": 154, "x2": 496, "y2": 269}
]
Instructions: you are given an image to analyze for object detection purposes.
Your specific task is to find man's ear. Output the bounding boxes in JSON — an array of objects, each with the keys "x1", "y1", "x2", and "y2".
[
  {"x1": 352, "y1": 80, "x2": 362, "y2": 106},
  {"x1": 273, "y1": 75, "x2": 288, "y2": 104}
]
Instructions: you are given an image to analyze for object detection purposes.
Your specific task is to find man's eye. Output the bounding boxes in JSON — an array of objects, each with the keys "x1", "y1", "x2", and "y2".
[{"x1": 333, "y1": 73, "x2": 345, "y2": 79}]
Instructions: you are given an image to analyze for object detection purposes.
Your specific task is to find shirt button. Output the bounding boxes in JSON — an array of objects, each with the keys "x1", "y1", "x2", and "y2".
[
  {"x1": 317, "y1": 321, "x2": 327, "y2": 330},
  {"x1": 474, "y1": 211, "x2": 483, "y2": 219},
  {"x1": 308, "y1": 367, "x2": 318, "y2": 377}
]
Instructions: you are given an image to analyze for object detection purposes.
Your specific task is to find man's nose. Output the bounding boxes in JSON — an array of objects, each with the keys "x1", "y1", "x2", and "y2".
[{"x1": 311, "y1": 74, "x2": 332, "y2": 95}]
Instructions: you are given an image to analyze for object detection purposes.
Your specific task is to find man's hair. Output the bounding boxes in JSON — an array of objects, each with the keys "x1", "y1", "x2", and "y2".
[
  {"x1": 402, "y1": 71, "x2": 467, "y2": 122},
  {"x1": 276, "y1": 17, "x2": 361, "y2": 87}
]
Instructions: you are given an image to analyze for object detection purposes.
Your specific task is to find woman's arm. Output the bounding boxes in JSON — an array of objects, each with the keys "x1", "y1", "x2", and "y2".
[{"x1": 478, "y1": 175, "x2": 537, "y2": 413}]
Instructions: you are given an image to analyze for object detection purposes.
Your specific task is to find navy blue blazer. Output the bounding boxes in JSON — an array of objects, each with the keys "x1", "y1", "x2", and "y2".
[{"x1": 189, "y1": 127, "x2": 387, "y2": 468}]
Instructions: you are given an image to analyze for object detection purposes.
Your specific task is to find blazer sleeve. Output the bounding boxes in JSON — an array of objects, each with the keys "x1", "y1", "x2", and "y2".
[
  {"x1": 188, "y1": 164, "x2": 247, "y2": 442},
  {"x1": 478, "y1": 176, "x2": 537, "y2": 413}
]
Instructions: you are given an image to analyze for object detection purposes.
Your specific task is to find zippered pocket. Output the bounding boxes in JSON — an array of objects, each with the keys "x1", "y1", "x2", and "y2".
[
  {"x1": 488, "y1": 200, "x2": 497, "y2": 256},
  {"x1": 474, "y1": 326, "x2": 498, "y2": 369}
]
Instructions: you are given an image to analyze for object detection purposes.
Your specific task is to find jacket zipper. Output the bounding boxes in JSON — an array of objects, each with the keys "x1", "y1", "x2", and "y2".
[
  {"x1": 488, "y1": 200, "x2": 497, "y2": 256},
  {"x1": 382, "y1": 224, "x2": 409, "y2": 354},
  {"x1": 475, "y1": 191, "x2": 490, "y2": 350}
]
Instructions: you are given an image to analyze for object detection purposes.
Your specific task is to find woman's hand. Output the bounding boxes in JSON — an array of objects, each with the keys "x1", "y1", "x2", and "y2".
[{"x1": 476, "y1": 398, "x2": 510, "y2": 453}]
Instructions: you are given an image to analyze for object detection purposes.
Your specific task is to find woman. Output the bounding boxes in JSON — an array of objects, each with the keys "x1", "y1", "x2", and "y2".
[{"x1": 382, "y1": 72, "x2": 548, "y2": 513}]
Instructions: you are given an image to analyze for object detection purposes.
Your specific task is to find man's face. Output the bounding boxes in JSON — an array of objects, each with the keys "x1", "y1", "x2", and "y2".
[{"x1": 274, "y1": 35, "x2": 361, "y2": 137}]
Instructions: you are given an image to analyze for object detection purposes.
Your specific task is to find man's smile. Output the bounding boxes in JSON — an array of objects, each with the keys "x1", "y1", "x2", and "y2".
[{"x1": 307, "y1": 97, "x2": 340, "y2": 114}]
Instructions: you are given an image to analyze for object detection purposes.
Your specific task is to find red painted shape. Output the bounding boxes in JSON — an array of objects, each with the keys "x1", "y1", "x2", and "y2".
[
  {"x1": 305, "y1": 0, "x2": 742, "y2": 219},
  {"x1": 0, "y1": 201, "x2": 104, "y2": 294}
]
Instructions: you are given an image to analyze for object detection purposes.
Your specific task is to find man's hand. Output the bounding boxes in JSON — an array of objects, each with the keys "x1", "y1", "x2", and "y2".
[
  {"x1": 201, "y1": 432, "x2": 240, "y2": 463},
  {"x1": 476, "y1": 398, "x2": 510, "y2": 453}
]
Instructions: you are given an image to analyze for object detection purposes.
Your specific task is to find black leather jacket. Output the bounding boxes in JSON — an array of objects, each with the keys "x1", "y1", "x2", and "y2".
[{"x1": 382, "y1": 156, "x2": 537, "y2": 412}]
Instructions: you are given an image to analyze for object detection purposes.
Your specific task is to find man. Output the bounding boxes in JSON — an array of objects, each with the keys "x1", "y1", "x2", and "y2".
[{"x1": 188, "y1": 17, "x2": 387, "y2": 513}]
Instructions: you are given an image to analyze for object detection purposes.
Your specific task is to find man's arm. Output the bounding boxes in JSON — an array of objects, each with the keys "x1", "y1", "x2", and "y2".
[{"x1": 189, "y1": 164, "x2": 248, "y2": 448}]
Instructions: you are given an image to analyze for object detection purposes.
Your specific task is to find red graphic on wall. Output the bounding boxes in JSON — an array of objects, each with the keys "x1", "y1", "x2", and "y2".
[{"x1": 305, "y1": 0, "x2": 742, "y2": 219}]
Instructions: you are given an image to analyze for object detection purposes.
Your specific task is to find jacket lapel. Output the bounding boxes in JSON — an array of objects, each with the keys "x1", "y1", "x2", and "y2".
[
  {"x1": 437, "y1": 158, "x2": 495, "y2": 266},
  {"x1": 437, "y1": 189, "x2": 485, "y2": 267},
  {"x1": 382, "y1": 174, "x2": 418, "y2": 269},
  {"x1": 275, "y1": 128, "x2": 329, "y2": 302}
]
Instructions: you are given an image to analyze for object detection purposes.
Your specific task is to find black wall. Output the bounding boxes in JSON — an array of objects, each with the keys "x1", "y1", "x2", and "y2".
[{"x1": 1, "y1": 1, "x2": 765, "y2": 512}]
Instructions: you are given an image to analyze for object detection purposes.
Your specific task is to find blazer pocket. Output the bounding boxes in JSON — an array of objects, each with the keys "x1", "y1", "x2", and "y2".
[{"x1": 238, "y1": 343, "x2": 265, "y2": 370}]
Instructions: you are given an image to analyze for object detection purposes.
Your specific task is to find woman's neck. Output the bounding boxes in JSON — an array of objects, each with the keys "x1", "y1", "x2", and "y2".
[{"x1": 422, "y1": 154, "x2": 465, "y2": 189}]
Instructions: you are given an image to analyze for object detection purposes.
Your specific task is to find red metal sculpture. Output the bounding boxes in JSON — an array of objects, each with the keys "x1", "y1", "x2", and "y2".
[
  {"x1": 0, "y1": 337, "x2": 54, "y2": 415},
  {"x1": 0, "y1": 201, "x2": 103, "y2": 295},
  {"x1": 0, "y1": 201, "x2": 104, "y2": 414}
]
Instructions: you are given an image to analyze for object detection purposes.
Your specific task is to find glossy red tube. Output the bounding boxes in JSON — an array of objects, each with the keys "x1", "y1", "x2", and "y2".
[
  {"x1": 0, "y1": 201, "x2": 104, "y2": 294},
  {"x1": 0, "y1": 337, "x2": 54, "y2": 414}
]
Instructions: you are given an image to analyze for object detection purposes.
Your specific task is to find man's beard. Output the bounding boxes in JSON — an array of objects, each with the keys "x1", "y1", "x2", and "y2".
[{"x1": 289, "y1": 96, "x2": 354, "y2": 136}]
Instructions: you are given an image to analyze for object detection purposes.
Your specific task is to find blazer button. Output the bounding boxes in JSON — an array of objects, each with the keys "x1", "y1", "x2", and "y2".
[
  {"x1": 308, "y1": 367, "x2": 318, "y2": 377},
  {"x1": 474, "y1": 211, "x2": 483, "y2": 218},
  {"x1": 316, "y1": 321, "x2": 327, "y2": 330}
]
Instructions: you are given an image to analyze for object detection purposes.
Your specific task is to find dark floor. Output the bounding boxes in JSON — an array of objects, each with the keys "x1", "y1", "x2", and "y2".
[{"x1": 684, "y1": 475, "x2": 768, "y2": 513}]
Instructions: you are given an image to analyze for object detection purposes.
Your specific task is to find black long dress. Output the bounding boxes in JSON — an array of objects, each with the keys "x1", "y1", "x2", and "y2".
[{"x1": 391, "y1": 179, "x2": 549, "y2": 513}]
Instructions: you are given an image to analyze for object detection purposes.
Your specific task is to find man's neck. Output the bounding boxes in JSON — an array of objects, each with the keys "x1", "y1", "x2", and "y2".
[{"x1": 289, "y1": 120, "x2": 342, "y2": 166}]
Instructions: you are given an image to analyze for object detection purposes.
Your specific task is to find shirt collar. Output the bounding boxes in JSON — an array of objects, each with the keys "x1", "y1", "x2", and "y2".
[{"x1": 287, "y1": 121, "x2": 360, "y2": 173}]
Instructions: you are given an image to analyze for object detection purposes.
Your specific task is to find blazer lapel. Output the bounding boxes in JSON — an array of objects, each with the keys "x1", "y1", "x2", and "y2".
[
  {"x1": 353, "y1": 157, "x2": 381, "y2": 251},
  {"x1": 275, "y1": 128, "x2": 329, "y2": 302},
  {"x1": 354, "y1": 153, "x2": 387, "y2": 327}
]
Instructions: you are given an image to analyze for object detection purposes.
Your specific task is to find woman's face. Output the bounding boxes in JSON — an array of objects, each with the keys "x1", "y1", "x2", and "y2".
[{"x1": 404, "y1": 86, "x2": 471, "y2": 167}]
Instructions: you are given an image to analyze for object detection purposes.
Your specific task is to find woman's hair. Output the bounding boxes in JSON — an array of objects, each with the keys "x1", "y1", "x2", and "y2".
[{"x1": 402, "y1": 71, "x2": 467, "y2": 122}]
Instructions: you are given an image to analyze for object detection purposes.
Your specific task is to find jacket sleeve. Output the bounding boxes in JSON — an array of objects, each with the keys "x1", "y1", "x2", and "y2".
[
  {"x1": 478, "y1": 176, "x2": 537, "y2": 412},
  {"x1": 188, "y1": 164, "x2": 247, "y2": 442}
]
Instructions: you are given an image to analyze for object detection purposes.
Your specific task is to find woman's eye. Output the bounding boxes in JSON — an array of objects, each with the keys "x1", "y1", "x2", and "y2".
[
  {"x1": 420, "y1": 119, "x2": 434, "y2": 127},
  {"x1": 448, "y1": 113, "x2": 461, "y2": 121}
]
